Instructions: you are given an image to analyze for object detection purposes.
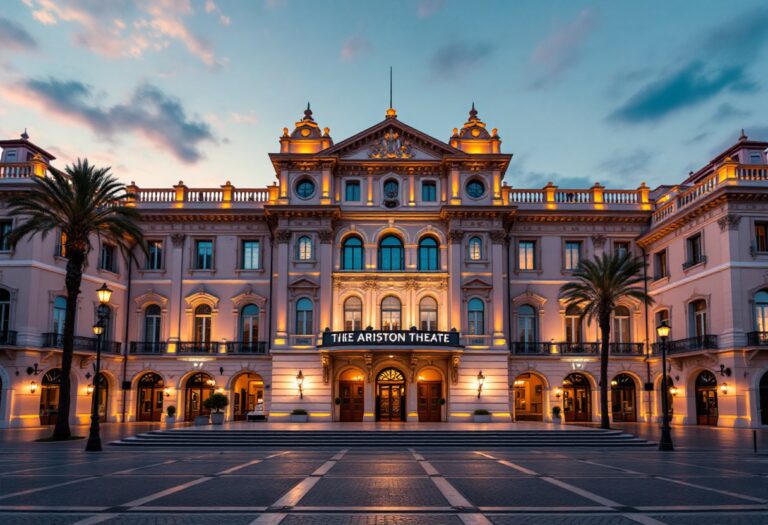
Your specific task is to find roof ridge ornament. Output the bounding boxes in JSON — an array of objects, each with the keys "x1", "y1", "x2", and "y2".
[
  {"x1": 739, "y1": 128, "x2": 747, "y2": 141},
  {"x1": 386, "y1": 66, "x2": 397, "y2": 119},
  {"x1": 20, "y1": 128, "x2": 29, "y2": 140}
]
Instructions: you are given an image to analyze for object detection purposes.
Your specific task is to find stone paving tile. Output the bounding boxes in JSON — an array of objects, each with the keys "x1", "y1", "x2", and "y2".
[
  {"x1": 489, "y1": 515, "x2": 640, "y2": 525},
  {"x1": 330, "y1": 461, "x2": 425, "y2": 476},
  {"x1": 124, "y1": 460, "x2": 250, "y2": 475},
  {"x1": 298, "y1": 478, "x2": 448, "y2": 507},
  {"x1": 563, "y1": 477, "x2": 753, "y2": 506},
  {"x1": 419, "y1": 452, "x2": 496, "y2": 461},
  {"x1": 146, "y1": 476, "x2": 304, "y2": 506},
  {"x1": 447, "y1": 477, "x2": 597, "y2": 507},
  {"x1": 0, "y1": 513, "x2": 91, "y2": 525},
  {"x1": 576, "y1": 459, "x2": 714, "y2": 477},
  {"x1": 506, "y1": 460, "x2": 631, "y2": 477},
  {"x1": 427, "y1": 461, "x2": 525, "y2": 476},
  {"x1": 280, "y1": 514, "x2": 464, "y2": 524},
  {"x1": 234, "y1": 460, "x2": 327, "y2": 475},
  {"x1": 1, "y1": 475, "x2": 201, "y2": 506},
  {"x1": 342, "y1": 452, "x2": 414, "y2": 461},
  {"x1": 102, "y1": 514, "x2": 259, "y2": 524},
  {"x1": 652, "y1": 513, "x2": 768, "y2": 524},
  {"x1": 659, "y1": 476, "x2": 768, "y2": 499},
  {"x1": 0, "y1": 475, "x2": 90, "y2": 495}
]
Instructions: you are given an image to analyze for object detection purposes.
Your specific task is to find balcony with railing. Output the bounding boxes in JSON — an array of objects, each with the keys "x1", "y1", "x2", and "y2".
[
  {"x1": 651, "y1": 335, "x2": 719, "y2": 354},
  {"x1": 129, "y1": 342, "x2": 168, "y2": 354},
  {"x1": 505, "y1": 182, "x2": 651, "y2": 212},
  {"x1": 0, "y1": 330, "x2": 17, "y2": 346},
  {"x1": 128, "y1": 181, "x2": 276, "y2": 210},
  {"x1": 747, "y1": 332, "x2": 768, "y2": 347},
  {"x1": 176, "y1": 341, "x2": 219, "y2": 354},
  {"x1": 226, "y1": 341, "x2": 268, "y2": 354},
  {"x1": 511, "y1": 341, "x2": 644, "y2": 355},
  {"x1": 42, "y1": 333, "x2": 122, "y2": 354}
]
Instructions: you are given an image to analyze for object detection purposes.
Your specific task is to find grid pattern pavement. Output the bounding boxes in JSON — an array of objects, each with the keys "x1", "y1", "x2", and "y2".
[{"x1": 0, "y1": 444, "x2": 765, "y2": 524}]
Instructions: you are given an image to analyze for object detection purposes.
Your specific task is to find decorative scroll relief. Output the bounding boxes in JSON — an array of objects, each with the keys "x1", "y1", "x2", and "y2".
[{"x1": 368, "y1": 130, "x2": 414, "y2": 159}]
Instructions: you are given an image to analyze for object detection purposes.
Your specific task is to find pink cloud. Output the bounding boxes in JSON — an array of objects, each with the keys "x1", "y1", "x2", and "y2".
[{"x1": 530, "y1": 9, "x2": 596, "y2": 86}]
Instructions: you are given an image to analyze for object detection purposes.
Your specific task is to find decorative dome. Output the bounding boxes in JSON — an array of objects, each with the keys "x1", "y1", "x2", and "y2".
[
  {"x1": 449, "y1": 103, "x2": 501, "y2": 154},
  {"x1": 279, "y1": 102, "x2": 333, "y2": 154}
]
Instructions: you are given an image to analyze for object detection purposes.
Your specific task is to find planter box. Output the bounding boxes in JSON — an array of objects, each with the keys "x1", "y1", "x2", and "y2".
[
  {"x1": 210, "y1": 412, "x2": 225, "y2": 425},
  {"x1": 473, "y1": 414, "x2": 492, "y2": 423},
  {"x1": 289, "y1": 414, "x2": 309, "y2": 423},
  {"x1": 193, "y1": 415, "x2": 209, "y2": 426}
]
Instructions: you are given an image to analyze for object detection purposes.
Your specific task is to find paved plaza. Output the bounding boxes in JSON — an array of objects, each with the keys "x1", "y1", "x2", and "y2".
[{"x1": 0, "y1": 424, "x2": 766, "y2": 524}]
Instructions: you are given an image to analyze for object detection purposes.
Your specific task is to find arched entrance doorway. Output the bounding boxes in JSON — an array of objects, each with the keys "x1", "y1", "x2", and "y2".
[
  {"x1": 760, "y1": 372, "x2": 768, "y2": 425},
  {"x1": 93, "y1": 373, "x2": 109, "y2": 422},
  {"x1": 136, "y1": 372, "x2": 164, "y2": 422},
  {"x1": 611, "y1": 374, "x2": 637, "y2": 422},
  {"x1": 513, "y1": 373, "x2": 544, "y2": 421},
  {"x1": 563, "y1": 373, "x2": 591, "y2": 422},
  {"x1": 338, "y1": 369, "x2": 364, "y2": 422},
  {"x1": 232, "y1": 372, "x2": 265, "y2": 421},
  {"x1": 417, "y1": 368, "x2": 442, "y2": 422},
  {"x1": 185, "y1": 372, "x2": 215, "y2": 421},
  {"x1": 695, "y1": 370, "x2": 718, "y2": 426},
  {"x1": 376, "y1": 368, "x2": 405, "y2": 422},
  {"x1": 39, "y1": 368, "x2": 62, "y2": 425}
]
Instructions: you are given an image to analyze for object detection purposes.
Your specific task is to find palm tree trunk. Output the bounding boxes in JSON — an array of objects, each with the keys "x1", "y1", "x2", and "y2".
[
  {"x1": 52, "y1": 250, "x2": 85, "y2": 441},
  {"x1": 599, "y1": 314, "x2": 611, "y2": 430}
]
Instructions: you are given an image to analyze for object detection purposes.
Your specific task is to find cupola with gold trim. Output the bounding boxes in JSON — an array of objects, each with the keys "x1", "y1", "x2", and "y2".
[
  {"x1": 279, "y1": 103, "x2": 333, "y2": 154},
  {"x1": 449, "y1": 103, "x2": 501, "y2": 154}
]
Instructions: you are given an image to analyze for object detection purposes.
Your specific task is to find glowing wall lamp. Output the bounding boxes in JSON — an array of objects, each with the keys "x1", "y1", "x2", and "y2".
[
  {"x1": 29, "y1": 380, "x2": 37, "y2": 394},
  {"x1": 296, "y1": 370, "x2": 305, "y2": 399},
  {"x1": 476, "y1": 371, "x2": 485, "y2": 398},
  {"x1": 86, "y1": 384, "x2": 94, "y2": 395},
  {"x1": 163, "y1": 387, "x2": 172, "y2": 398},
  {"x1": 720, "y1": 383, "x2": 728, "y2": 395},
  {"x1": 554, "y1": 387, "x2": 562, "y2": 399},
  {"x1": 669, "y1": 386, "x2": 678, "y2": 397}
]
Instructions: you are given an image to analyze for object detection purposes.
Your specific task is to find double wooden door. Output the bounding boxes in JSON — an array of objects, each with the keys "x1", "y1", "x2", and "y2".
[
  {"x1": 339, "y1": 380, "x2": 364, "y2": 422},
  {"x1": 696, "y1": 387, "x2": 718, "y2": 426},
  {"x1": 417, "y1": 381, "x2": 442, "y2": 422},
  {"x1": 563, "y1": 385, "x2": 591, "y2": 422}
]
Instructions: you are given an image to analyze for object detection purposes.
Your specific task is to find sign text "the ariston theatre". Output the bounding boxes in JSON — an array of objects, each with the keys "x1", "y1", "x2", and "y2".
[{"x1": 320, "y1": 330, "x2": 462, "y2": 348}]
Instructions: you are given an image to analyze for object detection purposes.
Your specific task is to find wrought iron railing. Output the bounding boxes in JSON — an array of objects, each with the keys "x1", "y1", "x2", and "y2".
[
  {"x1": 511, "y1": 342, "x2": 550, "y2": 354},
  {"x1": 176, "y1": 341, "x2": 219, "y2": 354},
  {"x1": 557, "y1": 342, "x2": 600, "y2": 354},
  {"x1": 746, "y1": 331, "x2": 768, "y2": 346},
  {"x1": 652, "y1": 335, "x2": 718, "y2": 354},
  {"x1": 226, "y1": 341, "x2": 268, "y2": 354},
  {"x1": 130, "y1": 341, "x2": 168, "y2": 354},
  {"x1": 609, "y1": 342, "x2": 645, "y2": 355},
  {"x1": 42, "y1": 333, "x2": 122, "y2": 354},
  {"x1": 0, "y1": 330, "x2": 17, "y2": 346},
  {"x1": 682, "y1": 255, "x2": 707, "y2": 269}
]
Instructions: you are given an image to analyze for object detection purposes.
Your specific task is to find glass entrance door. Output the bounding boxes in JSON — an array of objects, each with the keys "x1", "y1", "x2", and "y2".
[
  {"x1": 376, "y1": 368, "x2": 406, "y2": 422},
  {"x1": 695, "y1": 371, "x2": 718, "y2": 426},
  {"x1": 563, "y1": 373, "x2": 591, "y2": 422}
]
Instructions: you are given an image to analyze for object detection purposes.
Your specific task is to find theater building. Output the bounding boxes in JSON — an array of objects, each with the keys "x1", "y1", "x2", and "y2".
[{"x1": 0, "y1": 106, "x2": 767, "y2": 428}]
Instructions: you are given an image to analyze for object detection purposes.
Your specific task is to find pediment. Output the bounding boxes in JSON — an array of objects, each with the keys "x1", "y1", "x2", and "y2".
[
  {"x1": 461, "y1": 277, "x2": 493, "y2": 290},
  {"x1": 322, "y1": 118, "x2": 465, "y2": 161},
  {"x1": 288, "y1": 277, "x2": 320, "y2": 289}
]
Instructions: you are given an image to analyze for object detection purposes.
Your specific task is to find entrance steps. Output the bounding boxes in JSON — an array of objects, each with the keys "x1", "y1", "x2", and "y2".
[{"x1": 111, "y1": 428, "x2": 655, "y2": 447}]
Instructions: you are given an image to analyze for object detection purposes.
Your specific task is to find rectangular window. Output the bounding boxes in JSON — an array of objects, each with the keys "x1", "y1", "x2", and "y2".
[
  {"x1": 518, "y1": 240, "x2": 536, "y2": 271},
  {"x1": 564, "y1": 241, "x2": 582, "y2": 270},
  {"x1": 654, "y1": 250, "x2": 668, "y2": 280},
  {"x1": 195, "y1": 240, "x2": 213, "y2": 270},
  {"x1": 422, "y1": 181, "x2": 437, "y2": 202},
  {"x1": 614, "y1": 241, "x2": 630, "y2": 258},
  {"x1": 345, "y1": 181, "x2": 360, "y2": 201},
  {"x1": 241, "y1": 240, "x2": 261, "y2": 270},
  {"x1": 684, "y1": 233, "x2": 703, "y2": 268},
  {"x1": 750, "y1": 153, "x2": 762, "y2": 164},
  {"x1": 55, "y1": 231, "x2": 67, "y2": 258},
  {"x1": 0, "y1": 221, "x2": 12, "y2": 251},
  {"x1": 146, "y1": 240, "x2": 163, "y2": 270},
  {"x1": 100, "y1": 244, "x2": 116, "y2": 273},
  {"x1": 756, "y1": 222, "x2": 768, "y2": 252}
]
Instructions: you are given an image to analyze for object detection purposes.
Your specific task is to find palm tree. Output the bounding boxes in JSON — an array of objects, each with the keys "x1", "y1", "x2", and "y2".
[
  {"x1": 8, "y1": 159, "x2": 144, "y2": 440},
  {"x1": 559, "y1": 252, "x2": 653, "y2": 429}
]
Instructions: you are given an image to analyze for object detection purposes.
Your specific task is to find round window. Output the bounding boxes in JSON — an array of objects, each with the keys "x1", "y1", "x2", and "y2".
[
  {"x1": 466, "y1": 179, "x2": 485, "y2": 199},
  {"x1": 296, "y1": 179, "x2": 316, "y2": 199}
]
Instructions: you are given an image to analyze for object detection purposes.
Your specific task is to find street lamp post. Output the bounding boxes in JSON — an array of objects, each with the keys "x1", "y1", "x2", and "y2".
[
  {"x1": 656, "y1": 321, "x2": 674, "y2": 451},
  {"x1": 86, "y1": 283, "x2": 112, "y2": 452}
]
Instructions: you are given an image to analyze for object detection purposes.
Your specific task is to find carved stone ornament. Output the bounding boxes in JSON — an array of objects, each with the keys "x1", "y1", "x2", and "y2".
[
  {"x1": 490, "y1": 230, "x2": 507, "y2": 244},
  {"x1": 448, "y1": 230, "x2": 465, "y2": 243},
  {"x1": 318, "y1": 230, "x2": 334, "y2": 244},
  {"x1": 321, "y1": 352, "x2": 330, "y2": 384},
  {"x1": 404, "y1": 278, "x2": 419, "y2": 291},
  {"x1": 451, "y1": 353, "x2": 461, "y2": 385},
  {"x1": 362, "y1": 278, "x2": 379, "y2": 291},
  {"x1": 409, "y1": 354, "x2": 418, "y2": 383},
  {"x1": 368, "y1": 129, "x2": 414, "y2": 159},
  {"x1": 591, "y1": 235, "x2": 606, "y2": 248},
  {"x1": 364, "y1": 353, "x2": 374, "y2": 383},
  {"x1": 170, "y1": 233, "x2": 186, "y2": 247},
  {"x1": 717, "y1": 214, "x2": 741, "y2": 232},
  {"x1": 275, "y1": 230, "x2": 292, "y2": 244}
]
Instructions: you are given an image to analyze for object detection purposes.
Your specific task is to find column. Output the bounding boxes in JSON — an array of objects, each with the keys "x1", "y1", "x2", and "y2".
[
  {"x1": 319, "y1": 230, "x2": 334, "y2": 333},
  {"x1": 273, "y1": 230, "x2": 291, "y2": 345},
  {"x1": 168, "y1": 233, "x2": 186, "y2": 352},
  {"x1": 490, "y1": 230, "x2": 507, "y2": 346},
  {"x1": 448, "y1": 230, "x2": 463, "y2": 332}
]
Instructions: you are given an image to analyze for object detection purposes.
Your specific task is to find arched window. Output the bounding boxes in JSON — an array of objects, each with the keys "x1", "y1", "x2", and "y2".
[
  {"x1": 689, "y1": 299, "x2": 707, "y2": 338},
  {"x1": 612, "y1": 306, "x2": 631, "y2": 344},
  {"x1": 297, "y1": 236, "x2": 313, "y2": 261},
  {"x1": 194, "y1": 305, "x2": 212, "y2": 344},
  {"x1": 344, "y1": 297, "x2": 362, "y2": 331},
  {"x1": 52, "y1": 296, "x2": 67, "y2": 335},
  {"x1": 144, "y1": 305, "x2": 162, "y2": 347},
  {"x1": 295, "y1": 298, "x2": 313, "y2": 335},
  {"x1": 419, "y1": 297, "x2": 438, "y2": 331},
  {"x1": 518, "y1": 304, "x2": 537, "y2": 344},
  {"x1": 240, "y1": 304, "x2": 260, "y2": 343},
  {"x1": 418, "y1": 237, "x2": 439, "y2": 271},
  {"x1": 565, "y1": 305, "x2": 582, "y2": 344},
  {"x1": 342, "y1": 236, "x2": 363, "y2": 271},
  {"x1": 467, "y1": 298, "x2": 485, "y2": 335},
  {"x1": 378, "y1": 235, "x2": 404, "y2": 271},
  {"x1": 0, "y1": 288, "x2": 10, "y2": 335},
  {"x1": 468, "y1": 236, "x2": 482, "y2": 261},
  {"x1": 754, "y1": 290, "x2": 768, "y2": 334},
  {"x1": 380, "y1": 296, "x2": 401, "y2": 331}
]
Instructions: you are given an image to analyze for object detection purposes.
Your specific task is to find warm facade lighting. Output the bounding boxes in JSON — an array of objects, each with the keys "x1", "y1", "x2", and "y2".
[
  {"x1": 29, "y1": 381, "x2": 37, "y2": 394},
  {"x1": 296, "y1": 370, "x2": 304, "y2": 399},
  {"x1": 92, "y1": 324, "x2": 103, "y2": 336},
  {"x1": 656, "y1": 321, "x2": 671, "y2": 339},
  {"x1": 669, "y1": 386, "x2": 678, "y2": 396},
  {"x1": 555, "y1": 387, "x2": 562, "y2": 398},
  {"x1": 720, "y1": 382, "x2": 728, "y2": 395},
  {"x1": 96, "y1": 283, "x2": 113, "y2": 305},
  {"x1": 86, "y1": 384, "x2": 94, "y2": 395},
  {"x1": 164, "y1": 387, "x2": 171, "y2": 397},
  {"x1": 476, "y1": 370, "x2": 485, "y2": 398}
]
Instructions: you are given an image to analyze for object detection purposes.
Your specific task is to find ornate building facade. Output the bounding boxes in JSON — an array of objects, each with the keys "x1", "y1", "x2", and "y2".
[{"x1": 0, "y1": 106, "x2": 767, "y2": 428}]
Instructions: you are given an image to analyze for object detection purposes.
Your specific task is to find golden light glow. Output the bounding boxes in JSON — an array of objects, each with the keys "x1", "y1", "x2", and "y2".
[
  {"x1": 554, "y1": 387, "x2": 562, "y2": 398},
  {"x1": 29, "y1": 381, "x2": 37, "y2": 394},
  {"x1": 720, "y1": 382, "x2": 728, "y2": 395},
  {"x1": 86, "y1": 384, "x2": 94, "y2": 395},
  {"x1": 656, "y1": 321, "x2": 671, "y2": 339},
  {"x1": 669, "y1": 386, "x2": 678, "y2": 396},
  {"x1": 96, "y1": 283, "x2": 112, "y2": 305}
]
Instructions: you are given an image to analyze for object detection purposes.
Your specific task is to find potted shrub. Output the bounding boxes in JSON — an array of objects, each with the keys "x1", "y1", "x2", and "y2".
[
  {"x1": 552, "y1": 406, "x2": 563, "y2": 424},
  {"x1": 203, "y1": 392, "x2": 229, "y2": 425},
  {"x1": 473, "y1": 408, "x2": 492, "y2": 423},
  {"x1": 165, "y1": 405, "x2": 176, "y2": 427},
  {"x1": 290, "y1": 408, "x2": 309, "y2": 423}
]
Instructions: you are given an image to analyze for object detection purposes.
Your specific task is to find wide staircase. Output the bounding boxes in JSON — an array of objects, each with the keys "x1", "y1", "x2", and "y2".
[{"x1": 111, "y1": 428, "x2": 655, "y2": 448}]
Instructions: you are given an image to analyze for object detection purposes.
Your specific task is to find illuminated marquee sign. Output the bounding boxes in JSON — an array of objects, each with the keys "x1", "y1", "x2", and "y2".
[{"x1": 321, "y1": 329, "x2": 461, "y2": 348}]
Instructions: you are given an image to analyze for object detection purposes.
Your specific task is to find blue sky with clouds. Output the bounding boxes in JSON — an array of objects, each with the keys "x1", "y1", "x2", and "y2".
[{"x1": 0, "y1": 0, "x2": 767, "y2": 189}]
